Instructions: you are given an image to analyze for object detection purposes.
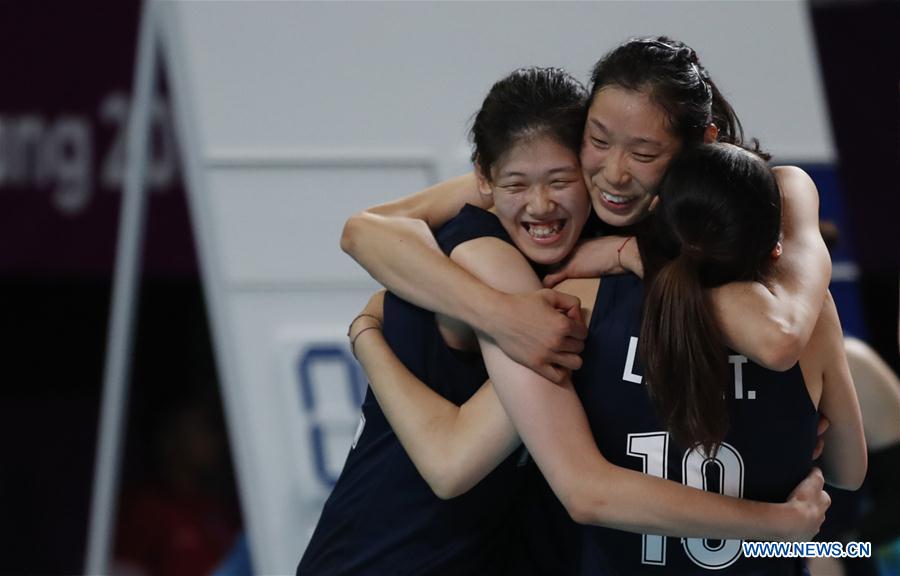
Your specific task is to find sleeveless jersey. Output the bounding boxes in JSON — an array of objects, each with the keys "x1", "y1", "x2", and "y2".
[
  {"x1": 574, "y1": 273, "x2": 818, "y2": 575},
  {"x1": 504, "y1": 458, "x2": 580, "y2": 576},
  {"x1": 298, "y1": 205, "x2": 524, "y2": 575}
]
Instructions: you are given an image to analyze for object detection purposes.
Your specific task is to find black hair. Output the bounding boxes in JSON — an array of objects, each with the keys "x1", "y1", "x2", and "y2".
[
  {"x1": 640, "y1": 143, "x2": 781, "y2": 454},
  {"x1": 590, "y1": 36, "x2": 745, "y2": 148},
  {"x1": 470, "y1": 67, "x2": 588, "y2": 179}
]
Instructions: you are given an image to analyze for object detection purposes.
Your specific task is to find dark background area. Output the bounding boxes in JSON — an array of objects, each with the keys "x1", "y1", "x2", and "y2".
[
  {"x1": 0, "y1": 2, "x2": 242, "y2": 573},
  {"x1": 810, "y1": 0, "x2": 900, "y2": 375}
]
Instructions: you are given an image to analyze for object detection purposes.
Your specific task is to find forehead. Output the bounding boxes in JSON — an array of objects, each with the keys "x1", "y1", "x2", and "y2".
[
  {"x1": 587, "y1": 86, "x2": 678, "y2": 146},
  {"x1": 493, "y1": 134, "x2": 580, "y2": 175}
]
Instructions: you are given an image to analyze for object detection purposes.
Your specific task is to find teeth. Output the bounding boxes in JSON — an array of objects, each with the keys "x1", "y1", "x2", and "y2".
[
  {"x1": 526, "y1": 221, "x2": 563, "y2": 238},
  {"x1": 602, "y1": 190, "x2": 629, "y2": 204}
]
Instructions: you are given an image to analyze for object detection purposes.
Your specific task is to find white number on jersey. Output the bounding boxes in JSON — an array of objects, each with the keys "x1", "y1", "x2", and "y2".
[{"x1": 627, "y1": 432, "x2": 746, "y2": 569}]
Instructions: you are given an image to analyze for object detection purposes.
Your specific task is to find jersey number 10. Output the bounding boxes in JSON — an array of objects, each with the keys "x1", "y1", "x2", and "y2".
[{"x1": 627, "y1": 432, "x2": 745, "y2": 570}]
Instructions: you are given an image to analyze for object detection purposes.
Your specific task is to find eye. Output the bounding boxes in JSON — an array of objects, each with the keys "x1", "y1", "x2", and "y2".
[
  {"x1": 501, "y1": 183, "x2": 526, "y2": 193},
  {"x1": 633, "y1": 153, "x2": 657, "y2": 163},
  {"x1": 590, "y1": 136, "x2": 609, "y2": 149},
  {"x1": 550, "y1": 179, "x2": 576, "y2": 190}
]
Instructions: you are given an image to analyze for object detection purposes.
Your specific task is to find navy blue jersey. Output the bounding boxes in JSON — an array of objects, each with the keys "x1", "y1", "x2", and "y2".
[
  {"x1": 299, "y1": 205, "x2": 524, "y2": 575},
  {"x1": 574, "y1": 273, "x2": 818, "y2": 575},
  {"x1": 504, "y1": 458, "x2": 580, "y2": 576}
]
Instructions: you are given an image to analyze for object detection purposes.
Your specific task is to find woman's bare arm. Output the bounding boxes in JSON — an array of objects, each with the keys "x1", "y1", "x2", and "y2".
[
  {"x1": 711, "y1": 166, "x2": 831, "y2": 370},
  {"x1": 362, "y1": 173, "x2": 489, "y2": 226},
  {"x1": 543, "y1": 235, "x2": 643, "y2": 287},
  {"x1": 350, "y1": 292, "x2": 520, "y2": 499},
  {"x1": 811, "y1": 294, "x2": 867, "y2": 489},
  {"x1": 341, "y1": 173, "x2": 586, "y2": 383}
]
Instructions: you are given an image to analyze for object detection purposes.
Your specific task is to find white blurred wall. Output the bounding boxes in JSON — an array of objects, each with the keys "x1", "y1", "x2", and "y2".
[{"x1": 156, "y1": 2, "x2": 833, "y2": 572}]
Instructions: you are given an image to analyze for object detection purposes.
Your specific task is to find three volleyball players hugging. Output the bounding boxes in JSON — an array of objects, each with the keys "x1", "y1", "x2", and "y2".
[{"x1": 299, "y1": 36, "x2": 866, "y2": 576}]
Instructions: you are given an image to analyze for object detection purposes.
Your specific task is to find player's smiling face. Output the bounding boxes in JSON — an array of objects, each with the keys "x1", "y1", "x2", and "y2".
[
  {"x1": 580, "y1": 86, "x2": 681, "y2": 228},
  {"x1": 481, "y1": 134, "x2": 590, "y2": 266}
]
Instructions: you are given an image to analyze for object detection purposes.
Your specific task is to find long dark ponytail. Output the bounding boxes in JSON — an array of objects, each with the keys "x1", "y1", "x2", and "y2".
[{"x1": 640, "y1": 143, "x2": 781, "y2": 454}]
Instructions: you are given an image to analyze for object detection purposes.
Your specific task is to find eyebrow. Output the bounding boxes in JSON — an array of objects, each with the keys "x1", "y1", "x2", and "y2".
[
  {"x1": 546, "y1": 166, "x2": 580, "y2": 175},
  {"x1": 588, "y1": 119, "x2": 664, "y2": 148},
  {"x1": 497, "y1": 166, "x2": 579, "y2": 179}
]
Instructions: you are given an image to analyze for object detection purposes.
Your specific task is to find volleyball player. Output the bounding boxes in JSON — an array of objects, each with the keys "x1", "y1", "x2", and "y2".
[{"x1": 299, "y1": 67, "x2": 593, "y2": 576}]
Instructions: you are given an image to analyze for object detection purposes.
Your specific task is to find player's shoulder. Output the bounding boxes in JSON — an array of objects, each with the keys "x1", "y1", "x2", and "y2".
[
  {"x1": 452, "y1": 236, "x2": 541, "y2": 296},
  {"x1": 771, "y1": 164, "x2": 809, "y2": 179},
  {"x1": 772, "y1": 165, "x2": 819, "y2": 202},
  {"x1": 437, "y1": 204, "x2": 509, "y2": 256}
]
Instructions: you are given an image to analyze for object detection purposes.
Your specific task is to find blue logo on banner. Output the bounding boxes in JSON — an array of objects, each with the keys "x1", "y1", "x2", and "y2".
[{"x1": 298, "y1": 345, "x2": 366, "y2": 487}]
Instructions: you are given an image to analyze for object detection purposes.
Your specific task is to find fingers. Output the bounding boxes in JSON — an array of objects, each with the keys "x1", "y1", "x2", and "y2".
[
  {"x1": 542, "y1": 288, "x2": 581, "y2": 313},
  {"x1": 792, "y1": 466, "x2": 824, "y2": 497},
  {"x1": 812, "y1": 436, "x2": 825, "y2": 460},
  {"x1": 537, "y1": 363, "x2": 567, "y2": 385},
  {"x1": 558, "y1": 336, "x2": 585, "y2": 355},
  {"x1": 561, "y1": 305, "x2": 587, "y2": 340},
  {"x1": 785, "y1": 467, "x2": 829, "y2": 540},
  {"x1": 812, "y1": 416, "x2": 830, "y2": 460},
  {"x1": 539, "y1": 290, "x2": 587, "y2": 341},
  {"x1": 551, "y1": 352, "x2": 583, "y2": 372},
  {"x1": 805, "y1": 467, "x2": 829, "y2": 520},
  {"x1": 562, "y1": 301, "x2": 582, "y2": 324},
  {"x1": 806, "y1": 466, "x2": 825, "y2": 487},
  {"x1": 567, "y1": 317, "x2": 588, "y2": 341},
  {"x1": 543, "y1": 272, "x2": 566, "y2": 287},
  {"x1": 817, "y1": 415, "x2": 830, "y2": 436},
  {"x1": 812, "y1": 467, "x2": 831, "y2": 526}
]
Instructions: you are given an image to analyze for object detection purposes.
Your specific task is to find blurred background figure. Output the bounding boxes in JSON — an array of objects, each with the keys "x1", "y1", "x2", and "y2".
[
  {"x1": 113, "y1": 393, "x2": 241, "y2": 576},
  {"x1": 809, "y1": 334, "x2": 900, "y2": 576}
]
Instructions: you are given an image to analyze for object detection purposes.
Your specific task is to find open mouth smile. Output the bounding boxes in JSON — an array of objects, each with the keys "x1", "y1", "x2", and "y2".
[
  {"x1": 598, "y1": 189, "x2": 640, "y2": 214},
  {"x1": 522, "y1": 219, "x2": 566, "y2": 242}
]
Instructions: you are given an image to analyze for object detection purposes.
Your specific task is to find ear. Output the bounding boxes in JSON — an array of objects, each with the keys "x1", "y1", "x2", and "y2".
[
  {"x1": 649, "y1": 195, "x2": 660, "y2": 213},
  {"x1": 771, "y1": 241, "x2": 783, "y2": 260},
  {"x1": 475, "y1": 161, "x2": 493, "y2": 198},
  {"x1": 703, "y1": 123, "x2": 719, "y2": 143}
]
